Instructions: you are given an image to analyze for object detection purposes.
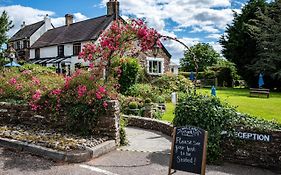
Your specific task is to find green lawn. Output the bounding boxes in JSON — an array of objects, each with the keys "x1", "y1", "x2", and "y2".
[{"x1": 163, "y1": 88, "x2": 281, "y2": 123}]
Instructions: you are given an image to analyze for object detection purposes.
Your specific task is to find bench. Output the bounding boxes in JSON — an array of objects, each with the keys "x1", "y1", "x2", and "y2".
[{"x1": 249, "y1": 88, "x2": 270, "y2": 98}]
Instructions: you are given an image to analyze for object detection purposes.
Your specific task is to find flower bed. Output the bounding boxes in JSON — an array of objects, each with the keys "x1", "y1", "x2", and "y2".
[{"x1": 0, "y1": 125, "x2": 108, "y2": 151}]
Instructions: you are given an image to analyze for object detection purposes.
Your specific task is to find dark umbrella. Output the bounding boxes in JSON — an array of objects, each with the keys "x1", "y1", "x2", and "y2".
[
  {"x1": 258, "y1": 73, "x2": 264, "y2": 88},
  {"x1": 189, "y1": 71, "x2": 195, "y2": 81},
  {"x1": 4, "y1": 61, "x2": 21, "y2": 67}
]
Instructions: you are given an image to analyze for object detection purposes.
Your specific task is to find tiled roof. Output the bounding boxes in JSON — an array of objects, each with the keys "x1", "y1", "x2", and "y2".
[
  {"x1": 31, "y1": 15, "x2": 114, "y2": 48},
  {"x1": 10, "y1": 21, "x2": 45, "y2": 41}
]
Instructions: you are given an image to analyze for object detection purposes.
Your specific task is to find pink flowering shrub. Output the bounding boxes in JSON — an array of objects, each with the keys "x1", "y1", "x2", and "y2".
[
  {"x1": 0, "y1": 64, "x2": 64, "y2": 103},
  {"x1": 79, "y1": 19, "x2": 161, "y2": 83}
]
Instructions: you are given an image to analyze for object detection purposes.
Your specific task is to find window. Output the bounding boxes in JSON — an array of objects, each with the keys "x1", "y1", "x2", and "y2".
[
  {"x1": 35, "y1": 48, "x2": 40, "y2": 58},
  {"x1": 19, "y1": 41, "x2": 23, "y2": 49},
  {"x1": 23, "y1": 40, "x2": 29, "y2": 48},
  {"x1": 16, "y1": 41, "x2": 20, "y2": 50},
  {"x1": 73, "y1": 43, "x2": 81, "y2": 56},
  {"x1": 147, "y1": 57, "x2": 164, "y2": 75},
  {"x1": 58, "y1": 45, "x2": 64, "y2": 57}
]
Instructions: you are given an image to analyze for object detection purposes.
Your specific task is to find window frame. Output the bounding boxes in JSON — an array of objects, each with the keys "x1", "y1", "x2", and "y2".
[
  {"x1": 146, "y1": 57, "x2": 164, "y2": 75},
  {"x1": 35, "y1": 48, "x2": 40, "y2": 59},
  {"x1": 58, "y1": 45, "x2": 64, "y2": 57},
  {"x1": 73, "y1": 43, "x2": 81, "y2": 56}
]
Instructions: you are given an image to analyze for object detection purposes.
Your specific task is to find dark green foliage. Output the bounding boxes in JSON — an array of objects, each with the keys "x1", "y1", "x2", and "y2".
[
  {"x1": 246, "y1": 1, "x2": 281, "y2": 89},
  {"x1": 173, "y1": 94, "x2": 235, "y2": 163},
  {"x1": 180, "y1": 43, "x2": 220, "y2": 72},
  {"x1": 173, "y1": 92, "x2": 280, "y2": 163},
  {"x1": 220, "y1": 0, "x2": 267, "y2": 87},
  {"x1": 66, "y1": 103, "x2": 104, "y2": 135},
  {"x1": 119, "y1": 117, "x2": 128, "y2": 146},
  {"x1": 115, "y1": 57, "x2": 140, "y2": 94},
  {"x1": 0, "y1": 11, "x2": 13, "y2": 46},
  {"x1": 206, "y1": 60, "x2": 239, "y2": 87}
]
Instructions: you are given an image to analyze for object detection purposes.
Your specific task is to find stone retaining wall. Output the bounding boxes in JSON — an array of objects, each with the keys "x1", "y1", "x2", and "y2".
[
  {"x1": 0, "y1": 100, "x2": 120, "y2": 143},
  {"x1": 123, "y1": 115, "x2": 173, "y2": 136},
  {"x1": 222, "y1": 130, "x2": 281, "y2": 172},
  {"x1": 123, "y1": 115, "x2": 281, "y2": 172}
]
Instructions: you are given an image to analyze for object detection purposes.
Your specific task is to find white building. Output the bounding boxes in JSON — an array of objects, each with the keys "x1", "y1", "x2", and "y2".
[{"x1": 8, "y1": 15, "x2": 53, "y2": 60}]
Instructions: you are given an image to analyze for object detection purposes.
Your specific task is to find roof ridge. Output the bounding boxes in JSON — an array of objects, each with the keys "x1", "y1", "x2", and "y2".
[{"x1": 46, "y1": 15, "x2": 111, "y2": 32}]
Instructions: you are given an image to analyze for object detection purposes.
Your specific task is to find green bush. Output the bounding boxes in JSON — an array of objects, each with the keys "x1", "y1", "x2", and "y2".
[
  {"x1": 119, "y1": 116, "x2": 128, "y2": 145},
  {"x1": 144, "y1": 98, "x2": 152, "y2": 104},
  {"x1": 128, "y1": 101, "x2": 138, "y2": 109},
  {"x1": 127, "y1": 84, "x2": 159, "y2": 102},
  {"x1": 173, "y1": 93, "x2": 281, "y2": 163},
  {"x1": 173, "y1": 93, "x2": 235, "y2": 163},
  {"x1": 113, "y1": 57, "x2": 140, "y2": 94},
  {"x1": 152, "y1": 73, "x2": 193, "y2": 94}
]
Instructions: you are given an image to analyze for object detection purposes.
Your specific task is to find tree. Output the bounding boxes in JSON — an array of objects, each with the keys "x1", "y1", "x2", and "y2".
[
  {"x1": 246, "y1": 1, "x2": 281, "y2": 89},
  {"x1": 0, "y1": 11, "x2": 13, "y2": 49},
  {"x1": 180, "y1": 43, "x2": 220, "y2": 72},
  {"x1": 220, "y1": 0, "x2": 267, "y2": 87}
]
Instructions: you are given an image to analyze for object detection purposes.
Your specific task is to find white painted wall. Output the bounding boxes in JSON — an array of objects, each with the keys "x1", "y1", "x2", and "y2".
[
  {"x1": 64, "y1": 44, "x2": 72, "y2": 57},
  {"x1": 170, "y1": 65, "x2": 179, "y2": 75},
  {"x1": 30, "y1": 17, "x2": 53, "y2": 46},
  {"x1": 40, "y1": 46, "x2": 57, "y2": 58},
  {"x1": 30, "y1": 49, "x2": 35, "y2": 59}
]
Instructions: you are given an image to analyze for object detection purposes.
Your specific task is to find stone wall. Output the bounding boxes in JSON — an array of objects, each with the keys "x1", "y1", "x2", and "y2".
[
  {"x1": 0, "y1": 101, "x2": 120, "y2": 143},
  {"x1": 123, "y1": 115, "x2": 173, "y2": 136},
  {"x1": 222, "y1": 130, "x2": 281, "y2": 172},
  {"x1": 123, "y1": 115, "x2": 281, "y2": 172}
]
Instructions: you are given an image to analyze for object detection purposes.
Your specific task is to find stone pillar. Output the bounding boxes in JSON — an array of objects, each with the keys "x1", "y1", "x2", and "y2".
[{"x1": 93, "y1": 100, "x2": 120, "y2": 145}]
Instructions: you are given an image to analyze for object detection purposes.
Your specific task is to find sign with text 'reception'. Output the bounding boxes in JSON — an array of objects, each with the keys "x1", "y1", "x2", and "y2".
[{"x1": 168, "y1": 126, "x2": 208, "y2": 175}]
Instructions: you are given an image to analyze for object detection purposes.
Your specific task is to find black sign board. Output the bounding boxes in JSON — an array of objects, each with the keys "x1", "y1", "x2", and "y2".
[{"x1": 168, "y1": 126, "x2": 208, "y2": 175}]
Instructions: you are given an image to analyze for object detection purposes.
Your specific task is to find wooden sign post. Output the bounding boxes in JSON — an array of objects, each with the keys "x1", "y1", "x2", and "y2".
[{"x1": 168, "y1": 126, "x2": 208, "y2": 175}]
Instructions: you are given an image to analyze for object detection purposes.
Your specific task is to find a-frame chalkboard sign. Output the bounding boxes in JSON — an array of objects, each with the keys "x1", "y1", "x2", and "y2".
[{"x1": 168, "y1": 126, "x2": 208, "y2": 175}]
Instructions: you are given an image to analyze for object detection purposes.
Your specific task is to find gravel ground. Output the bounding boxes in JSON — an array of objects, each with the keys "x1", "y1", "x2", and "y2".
[{"x1": 0, "y1": 125, "x2": 108, "y2": 151}]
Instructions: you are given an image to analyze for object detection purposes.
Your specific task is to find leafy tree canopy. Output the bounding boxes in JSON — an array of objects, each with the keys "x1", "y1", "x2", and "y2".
[
  {"x1": 220, "y1": 0, "x2": 267, "y2": 87},
  {"x1": 180, "y1": 43, "x2": 220, "y2": 72},
  {"x1": 0, "y1": 11, "x2": 13, "y2": 49}
]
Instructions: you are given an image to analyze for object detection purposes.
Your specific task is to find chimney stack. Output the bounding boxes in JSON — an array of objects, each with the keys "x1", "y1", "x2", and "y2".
[
  {"x1": 65, "y1": 14, "x2": 74, "y2": 26},
  {"x1": 21, "y1": 21, "x2": 26, "y2": 29},
  {"x1": 107, "y1": 0, "x2": 119, "y2": 19}
]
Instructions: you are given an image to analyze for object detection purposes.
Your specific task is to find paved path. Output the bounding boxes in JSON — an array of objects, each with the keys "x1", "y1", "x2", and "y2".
[{"x1": 0, "y1": 127, "x2": 278, "y2": 175}]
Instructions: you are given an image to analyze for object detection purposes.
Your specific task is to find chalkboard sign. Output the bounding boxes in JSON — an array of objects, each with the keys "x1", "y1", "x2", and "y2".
[{"x1": 168, "y1": 126, "x2": 208, "y2": 175}]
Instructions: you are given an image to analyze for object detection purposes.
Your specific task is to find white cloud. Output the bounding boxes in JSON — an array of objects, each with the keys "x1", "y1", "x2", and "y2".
[
  {"x1": 0, "y1": 5, "x2": 89, "y2": 36},
  {"x1": 101, "y1": 0, "x2": 236, "y2": 62},
  {"x1": 206, "y1": 33, "x2": 222, "y2": 40}
]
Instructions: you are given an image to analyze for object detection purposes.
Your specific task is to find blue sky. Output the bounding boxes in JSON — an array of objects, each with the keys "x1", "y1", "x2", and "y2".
[{"x1": 0, "y1": 0, "x2": 250, "y2": 63}]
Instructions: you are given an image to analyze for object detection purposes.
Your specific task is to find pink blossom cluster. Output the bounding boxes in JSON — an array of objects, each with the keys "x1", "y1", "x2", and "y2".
[
  {"x1": 32, "y1": 77, "x2": 41, "y2": 86},
  {"x1": 77, "y1": 85, "x2": 87, "y2": 98},
  {"x1": 51, "y1": 89, "x2": 62, "y2": 96},
  {"x1": 32, "y1": 90, "x2": 41, "y2": 101},
  {"x1": 95, "y1": 86, "x2": 106, "y2": 100},
  {"x1": 8, "y1": 78, "x2": 17, "y2": 85}
]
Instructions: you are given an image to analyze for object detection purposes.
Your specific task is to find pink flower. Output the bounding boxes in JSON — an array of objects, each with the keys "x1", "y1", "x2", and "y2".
[
  {"x1": 77, "y1": 85, "x2": 87, "y2": 98},
  {"x1": 32, "y1": 90, "x2": 41, "y2": 101},
  {"x1": 103, "y1": 101, "x2": 108, "y2": 108},
  {"x1": 51, "y1": 89, "x2": 62, "y2": 95},
  {"x1": 22, "y1": 70, "x2": 32, "y2": 75},
  {"x1": 32, "y1": 77, "x2": 40, "y2": 86},
  {"x1": 0, "y1": 89, "x2": 3, "y2": 94},
  {"x1": 95, "y1": 92, "x2": 102, "y2": 100},
  {"x1": 16, "y1": 84, "x2": 23, "y2": 90},
  {"x1": 9, "y1": 78, "x2": 17, "y2": 85},
  {"x1": 98, "y1": 86, "x2": 106, "y2": 94}
]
